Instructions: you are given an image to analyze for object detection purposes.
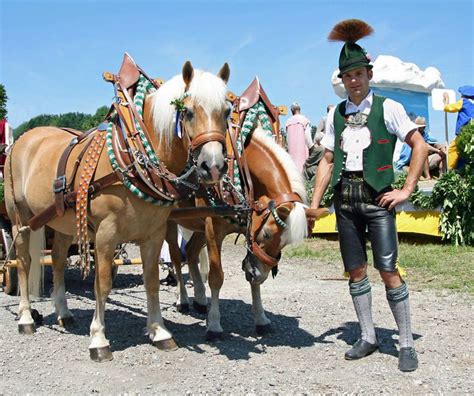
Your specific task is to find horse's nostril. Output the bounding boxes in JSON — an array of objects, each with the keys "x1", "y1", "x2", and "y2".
[{"x1": 201, "y1": 161, "x2": 210, "y2": 172}]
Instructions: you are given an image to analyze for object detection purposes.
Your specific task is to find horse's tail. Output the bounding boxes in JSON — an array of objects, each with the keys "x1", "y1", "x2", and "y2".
[{"x1": 28, "y1": 227, "x2": 45, "y2": 297}]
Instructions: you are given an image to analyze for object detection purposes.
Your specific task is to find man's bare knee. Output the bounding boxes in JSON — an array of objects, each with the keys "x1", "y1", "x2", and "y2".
[{"x1": 349, "y1": 264, "x2": 368, "y2": 282}]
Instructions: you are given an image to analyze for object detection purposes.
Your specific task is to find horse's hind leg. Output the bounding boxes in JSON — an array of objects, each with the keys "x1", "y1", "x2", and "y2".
[
  {"x1": 185, "y1": 233, "x2": 208, "y2": 313},
  {"x1": 51, "y1": 231, "x2": 74, "y2": 327},
  {"x1": 12, "y1": 224, "x2": 36, "y2": 334},
  {"x1": 140, "y1": 236, "x2": 177, "y2": 351},
  {"x1": 166, "y1": 222, "x2": 190, "y2": 312},
  {"x1": 88, "y1": 223, "x2": 117, "y2": 362}
]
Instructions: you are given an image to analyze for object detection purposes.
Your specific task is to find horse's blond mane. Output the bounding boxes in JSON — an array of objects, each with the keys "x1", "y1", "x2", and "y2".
[
  {"x1": 149, "y1": 69, "x2": 227, "y2": 148},
  {"x1": 252, "y1": 127, "x2": 309, "y2": 244},
  {"x1": 251, "y1": 128, "x2": 308, "y2": 205}
]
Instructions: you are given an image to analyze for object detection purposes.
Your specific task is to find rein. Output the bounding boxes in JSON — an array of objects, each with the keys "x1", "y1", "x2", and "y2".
[{"x1": 247, "y1": 193, "x2": 303, "y2": 268}]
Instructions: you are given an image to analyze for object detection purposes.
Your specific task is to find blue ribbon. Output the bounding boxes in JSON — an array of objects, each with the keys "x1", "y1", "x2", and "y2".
[{"x1": 175, "y1": 111, "x2": 182, "y2": 138}]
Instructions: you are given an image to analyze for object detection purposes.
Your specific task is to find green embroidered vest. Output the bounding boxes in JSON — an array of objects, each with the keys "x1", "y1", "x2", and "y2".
[{"x1": 331, "y1": 95, "x2": 397, "y2": 192}]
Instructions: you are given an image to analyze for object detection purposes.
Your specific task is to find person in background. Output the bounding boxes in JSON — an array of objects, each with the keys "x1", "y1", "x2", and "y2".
[
  {"x1": 395, "y1": 116, "x2": 446, "y2": 179},
  {"x1": 309, "y1": 19, "x2": 427, "y2": 372},
  {"x1": 304, "y1": 105, "x2": 334, "y2": 183},
  {"x1": 285, "y1": 102, "x2": 311, "y2": 173},
  {"x1": 443, "y1": 85, "x2": 474, "y2": 170},
  {"x1": 0, "y1": 118, "x2": 13, "y2": 178}
]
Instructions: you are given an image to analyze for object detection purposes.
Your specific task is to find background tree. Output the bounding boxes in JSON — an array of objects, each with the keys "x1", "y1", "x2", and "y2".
[
  {"x1": 0, "y1": 84, "x2": 7, "y2": 120},
  {"x1": 14, "y1": 105, "x2": 108, "y2": 139}
]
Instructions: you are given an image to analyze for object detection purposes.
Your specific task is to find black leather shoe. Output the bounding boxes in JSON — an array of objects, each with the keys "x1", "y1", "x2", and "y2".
[
  {"x1": 344, "y1": 339, "x2": 379, "y2": 360},
  {"x1": 399, "y1": 347, "x2": 418, "y2": 372}
]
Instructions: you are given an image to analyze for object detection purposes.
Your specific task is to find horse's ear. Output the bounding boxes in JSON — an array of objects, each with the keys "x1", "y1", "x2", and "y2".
[
  {"x1": 182, "y1": 61, "x2": 194, "y2": 87},
  {"x1": 305, "y1": 207, "x2": 329, "y2": 220},
  {"x1": 217, "y1": 63, "x2": 230, "y2": 84},
  {"x1": 276, "y1": 204, "x2": 292, "y2": 221}
]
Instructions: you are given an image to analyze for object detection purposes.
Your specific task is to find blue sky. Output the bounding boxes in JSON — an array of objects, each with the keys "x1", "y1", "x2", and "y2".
[{"x1": 1, "y1": 0, "x2": 473, "y2": 142}]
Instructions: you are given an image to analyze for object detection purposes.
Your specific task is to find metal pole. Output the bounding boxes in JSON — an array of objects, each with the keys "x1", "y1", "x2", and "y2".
[{"x1": 444, "y1": 111, "x2": 449, "y2": 169}]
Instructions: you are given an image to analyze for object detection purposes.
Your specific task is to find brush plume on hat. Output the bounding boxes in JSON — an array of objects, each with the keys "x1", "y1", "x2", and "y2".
[{"x1": 329, "y1": 19, "x2": 374, "y2": 77}]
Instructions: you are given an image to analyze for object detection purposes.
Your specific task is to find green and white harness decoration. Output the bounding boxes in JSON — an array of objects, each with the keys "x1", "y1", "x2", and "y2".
[
  {"x1": 202, "y1": 101, "x2": 275, "y2": 226},
  {"x1": 232, "y1": 101, "x2": 273, "y2": 196},
  {"x1": 106, "y1": 75, "x2": 195, "y2": 205}
]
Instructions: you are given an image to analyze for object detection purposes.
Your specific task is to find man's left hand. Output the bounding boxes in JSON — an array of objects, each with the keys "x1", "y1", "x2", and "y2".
[{"x1": 376, "y1": 188, "x2": 411, "y2": 211}]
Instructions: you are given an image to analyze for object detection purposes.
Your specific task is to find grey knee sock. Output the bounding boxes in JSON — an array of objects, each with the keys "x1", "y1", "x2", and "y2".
[
  {"x1": 387, "y1": 283, "x2": 414, "y2": 348},
  {"x1": 349, "y1": 277, "x2": 377, "y2": 344}
]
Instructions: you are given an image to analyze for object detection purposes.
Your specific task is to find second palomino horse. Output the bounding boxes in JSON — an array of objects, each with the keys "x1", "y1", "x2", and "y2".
[
  {"x1": 5, "y1": 55, "x2": 231, "y2": 361},
  {"x1": 166, "y1": 83, "x2": 325, "y2": 339}
]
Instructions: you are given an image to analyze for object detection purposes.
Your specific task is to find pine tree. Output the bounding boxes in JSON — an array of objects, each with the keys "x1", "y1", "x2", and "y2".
[{"x1": 0, "y1": 84, "x2": 7, "y2": 120}]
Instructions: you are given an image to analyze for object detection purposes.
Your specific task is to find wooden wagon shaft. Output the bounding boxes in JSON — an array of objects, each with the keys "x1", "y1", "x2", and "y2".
[
  {"x1": 2, "y1": 257, "x2": 142, "y2": 267},
  {"x1": 169, "y1": 205, "x2": 250, "y2": 220}
]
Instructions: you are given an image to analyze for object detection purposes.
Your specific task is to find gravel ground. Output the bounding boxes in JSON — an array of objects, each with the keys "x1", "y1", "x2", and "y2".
[{"x1": 0, "y1": 241, "x2": 473, "y2": 394}]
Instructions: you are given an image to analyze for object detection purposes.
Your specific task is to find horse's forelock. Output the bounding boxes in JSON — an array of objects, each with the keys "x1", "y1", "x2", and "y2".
[
  {"x1": 187, "y1": 70, "x2": 227, "y2": 112},
  {"x1": 252, "y1": 128, "x2": 308, "y2": 205},
  {"x1": 282, "y1": 202, "x2": 308, "y2": 245},
  {"x1": 150, "y1": 70, "x2": 227, "y2": 148}
]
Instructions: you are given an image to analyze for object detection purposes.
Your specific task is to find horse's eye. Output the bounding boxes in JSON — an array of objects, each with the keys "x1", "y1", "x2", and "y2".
[
  {"x1": 263, "y1": 230, "x2": 271, "y2": 240},
  {"x1": 184, "y1": 109, "x2": 194, "y2": 121}
]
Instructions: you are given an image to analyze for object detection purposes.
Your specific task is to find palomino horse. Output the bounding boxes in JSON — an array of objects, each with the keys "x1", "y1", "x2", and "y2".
[
  {"x1": 166, "y1": 123, "x2": 325, "y2": 339},
  {"x1": 4, "y1": 57, "x2": 231, "y2": 361}
]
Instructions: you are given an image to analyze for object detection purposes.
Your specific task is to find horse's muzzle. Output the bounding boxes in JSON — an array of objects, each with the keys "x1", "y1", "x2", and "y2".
[
  {"x1": 242, "y1": 251, "x2": 268, "y2": 284},
  {"x1": 197, "y1": 142, "x2": 228, "y2": 184}
]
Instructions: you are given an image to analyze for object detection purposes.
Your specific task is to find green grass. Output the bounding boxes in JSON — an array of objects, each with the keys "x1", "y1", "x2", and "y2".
[{"x1": 284, "y1": 236, "x2": 474, "y2": 295}]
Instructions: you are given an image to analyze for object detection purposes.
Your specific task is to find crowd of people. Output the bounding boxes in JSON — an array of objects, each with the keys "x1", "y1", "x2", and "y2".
[
  {"x1": 284, "y1": 101, "x2": 466, "y2": 183},
  {"x1": 284, "y1": 76, "x2": 473, "y2": 184}
]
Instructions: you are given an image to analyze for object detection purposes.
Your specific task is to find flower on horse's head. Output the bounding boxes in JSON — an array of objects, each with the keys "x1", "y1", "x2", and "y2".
[{"x1": 170, "y1": 92, "x2": 190, "y2": 112}]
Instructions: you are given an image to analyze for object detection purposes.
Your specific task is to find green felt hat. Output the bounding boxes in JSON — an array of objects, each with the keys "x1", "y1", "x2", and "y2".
[{"x1": 337, "y1": 42, "x2": 372, "y2": 77}]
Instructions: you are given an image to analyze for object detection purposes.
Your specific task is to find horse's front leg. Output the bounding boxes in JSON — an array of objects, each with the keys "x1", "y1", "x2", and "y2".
[
  {"x1": 51, "y1": 231, "x2": 74, "y2": 327},
  {"x1": 140, "y1": 236, "x2": 178, "y2": 351},
  {"x1": 204, "y1": 217, "x2": 225, "y2": 340},
  {"x1": 165, "y1": 222, "x2": 190, "y2": 312},
  {"x1": 88, "y1": 224, "x2": 117, "y2": 362},
  {"x1": 251, "y1": 283, "x2": 272, "y2": 335}
]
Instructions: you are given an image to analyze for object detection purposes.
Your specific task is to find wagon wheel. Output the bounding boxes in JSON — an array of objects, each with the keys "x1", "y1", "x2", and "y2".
[{"x1": 0, "y1": 217, "x2": 17, "y2": 295}]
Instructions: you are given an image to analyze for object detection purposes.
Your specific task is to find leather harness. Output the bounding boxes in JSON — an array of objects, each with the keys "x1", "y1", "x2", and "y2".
[
  {"x1": 27, "y1": 56, "x2": 300, "y2": 269},
  {"x1": 193, "y1": 82, "x2": 303, "y2": 268},
  {"x1": 28, "y1": 54, "x2": 226, "y2": 232}
]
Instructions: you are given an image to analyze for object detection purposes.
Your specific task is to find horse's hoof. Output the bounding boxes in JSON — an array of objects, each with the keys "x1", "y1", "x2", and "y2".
[
  {"x1": 31, "y1": 309, "x2": 43, "y2": 325},
  {"x1": 18, "y1": 323, "x2": 36, "y2": 335},
  {"x1": 256, "y1": 324, "x2": 272, "y2": 336},
  {"x1": 176, "y1": 303, "x2": 190, "y2": 313},
  {"x1": 90, "y1": 346, "x2": 113, "y2": 362},
  {"x1": 206, "y1": 331, "x2": 223, "y2": 342},
  {"x1": 193, "y1": 300, "x2": 208, "y2": 314},
  {"x1": 153, "y1": 338, "x2": 178, "y2": 351},
  {"x1": 58, "y1": 316, "x2": 75, "y2": 328}
]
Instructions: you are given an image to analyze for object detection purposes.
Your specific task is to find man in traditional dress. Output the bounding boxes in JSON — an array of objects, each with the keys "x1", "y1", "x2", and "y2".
[
  {"x1": 285, "y1": 102, "x2": 312, "y2": 172},
  {"x1": 309, "y1": 19, "x2": 428, "y2": 372}
]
